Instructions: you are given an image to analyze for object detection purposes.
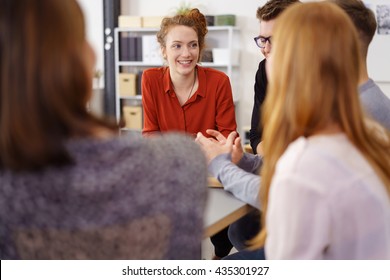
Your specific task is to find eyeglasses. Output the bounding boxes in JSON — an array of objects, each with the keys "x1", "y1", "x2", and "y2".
[{"x1": 254, "y1": 36, "x2": 272, "y2": 49}]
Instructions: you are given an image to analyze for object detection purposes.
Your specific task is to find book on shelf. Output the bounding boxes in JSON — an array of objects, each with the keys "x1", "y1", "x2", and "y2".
[
  {"x1": 205, "y1": 15, "x2": 215, "y2": 26},
  {"x1": 119, "y1": 35, "x2": 142, "y2": 61},
  {"x1": 136, "y1": 70, "x2": 143, "y2": 96},
  {"x1": 119, "y1": 34, "x2": 129, "y2": 61},
  {"x1": 136, "y1": 37, "x2": 143, "y2": 62}
]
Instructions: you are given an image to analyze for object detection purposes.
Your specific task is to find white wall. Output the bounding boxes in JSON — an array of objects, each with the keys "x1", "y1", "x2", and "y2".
[
  {"x1": 365, "y1": 0, "x2": 390, "y2": 104},
  {"x1": 77, "y1": 0, "x2": 104, "y2": 88},
  {"x1": 366, "y1": 0, "x2": 390, "y2": 83}
]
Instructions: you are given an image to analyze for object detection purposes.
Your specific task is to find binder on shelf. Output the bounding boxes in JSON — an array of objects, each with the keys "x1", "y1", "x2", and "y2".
[
  {"x1": 136, "y1": 70, "x2": 143, "y2": 95},
  {"x1": 119, "y1": 34, "x2": 130, "y2": 61},
  {"x1": 136, "y1": 37, "x2": 143, "y2": 62},
  {"x1": 119, "y1": 35, "x2": 142, "y2": 61},
  {"x1": 142, "y1": 35, "x2": 163, "y2": 64},
  {"x1": 205, "y1": 15, "x2": 215, "y2": 26},
  {"x1": 201, "y1": 49, "x2": 213, "y2": 63},
  {"x1": 129, "y1": 36, "x2": 137, "y2": 61}
]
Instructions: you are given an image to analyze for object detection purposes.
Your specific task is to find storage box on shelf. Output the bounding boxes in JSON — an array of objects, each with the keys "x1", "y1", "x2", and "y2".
[
  {"x1": 114, "y1": 26, "x2": 240, "y2": 131},
  {"x1": 214, "y1": 14, "x2": 236, "y2": 26},
  {"x1": 122, "y1": 105, "x2": 143, "y2": 130},
  {"x1": 118, "y1": 73, "x2": 137, "y2": 97}
]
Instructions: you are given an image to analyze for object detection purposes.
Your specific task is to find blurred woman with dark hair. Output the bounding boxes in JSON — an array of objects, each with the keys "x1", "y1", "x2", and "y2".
[{"x1": 0, "y1": 0, "x2": 207, "y2": 260}]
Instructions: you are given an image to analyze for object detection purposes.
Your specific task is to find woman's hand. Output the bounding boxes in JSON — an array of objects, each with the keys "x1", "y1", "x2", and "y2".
[{"x1": 195, "y1": 129, "x2": 243, "y2": 164}]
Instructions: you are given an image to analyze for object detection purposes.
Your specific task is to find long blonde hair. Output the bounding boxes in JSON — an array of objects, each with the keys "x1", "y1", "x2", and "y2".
[{"x1": 252, "y1": 2, "x2": 390, "y2": 248}]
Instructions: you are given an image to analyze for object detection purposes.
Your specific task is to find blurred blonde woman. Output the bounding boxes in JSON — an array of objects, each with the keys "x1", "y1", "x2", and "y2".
[{"x1": 252, "y1": 1, "x2": 390, "y2": 259}]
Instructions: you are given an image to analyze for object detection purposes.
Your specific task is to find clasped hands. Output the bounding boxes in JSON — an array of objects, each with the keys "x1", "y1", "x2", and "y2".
[{"x1": 195, "y1": 129, "x2": 243, "y2": 164}]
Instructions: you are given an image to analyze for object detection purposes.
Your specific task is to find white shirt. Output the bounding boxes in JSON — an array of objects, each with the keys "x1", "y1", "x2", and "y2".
[{"x1": 266, "y1": 134, "x2": 390, "y2": 259}]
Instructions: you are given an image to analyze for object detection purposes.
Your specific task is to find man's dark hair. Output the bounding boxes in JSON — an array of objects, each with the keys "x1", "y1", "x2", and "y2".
[
  {"x1": 256, "y1": 0, "x2": 300, "y2": 21},
  {"x1": 332, "y1": 0, "x2": 377, "y2": 56}
]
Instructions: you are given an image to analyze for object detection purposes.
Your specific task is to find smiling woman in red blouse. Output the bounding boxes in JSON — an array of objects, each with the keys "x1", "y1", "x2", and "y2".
[
  {"x1": 141, "y1": 9, "x2": 237, "y2": 138},
  {"x1": 141, "y1": 8, "x2": 237, "y2": 260}
]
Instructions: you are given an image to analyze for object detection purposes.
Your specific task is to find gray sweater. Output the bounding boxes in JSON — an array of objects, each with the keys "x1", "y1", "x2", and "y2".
[
  {"x1": 360, "y1": 79, "x2": 390, "y2": 130},
  {"x1": 0, "y1": 133, "x2": 207, "y2": 259},
  {"x1": 209, "y1": 152, "x2": 263, "y2": 209}
]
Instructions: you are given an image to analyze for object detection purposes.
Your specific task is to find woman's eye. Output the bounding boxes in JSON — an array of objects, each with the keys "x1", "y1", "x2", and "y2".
[
  {"x1": 190, "y1": 42, "x2": 198, "y2": 48},
  {"x1": 172, "y1": 44, "x2": 181, "y2": 49}
]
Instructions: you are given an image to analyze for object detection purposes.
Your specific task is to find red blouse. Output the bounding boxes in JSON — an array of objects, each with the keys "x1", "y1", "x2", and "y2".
[{"x1": 141, "y1": 66, "x2": 237, "y2": 138}]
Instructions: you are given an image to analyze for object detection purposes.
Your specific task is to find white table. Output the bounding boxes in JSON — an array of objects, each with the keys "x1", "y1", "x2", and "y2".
[{"x1": 203, "y1": 188, "x2": 254, "y2": 238}]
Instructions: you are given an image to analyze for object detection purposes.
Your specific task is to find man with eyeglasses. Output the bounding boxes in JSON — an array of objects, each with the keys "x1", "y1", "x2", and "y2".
[
  {"x1": 224, "y1": 0, "x2": 300, "y2": 256},
  {"x1": 250, "y1": 0, "x2": 300, "y2": 154}
]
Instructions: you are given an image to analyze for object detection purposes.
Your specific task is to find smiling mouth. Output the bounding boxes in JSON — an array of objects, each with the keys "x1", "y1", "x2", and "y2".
[{"x1": 178, "y1": 60, "x2": 192, "y2": 65}]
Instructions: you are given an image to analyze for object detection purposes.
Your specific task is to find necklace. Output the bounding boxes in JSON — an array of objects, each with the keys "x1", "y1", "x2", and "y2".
[
  {"x1": 173, "y1": 70, "x2": 197, "y2": 105},
  {"x1": 186, "y1": 70, "x2": 197, "y2": 102}
]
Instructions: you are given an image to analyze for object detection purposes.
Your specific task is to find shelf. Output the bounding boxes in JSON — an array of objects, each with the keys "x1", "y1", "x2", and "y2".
[
  {"x1": 120, "y1": 127, "x2": 141, "y2": 131},
  {"x1": 200, "y1": 62, "x2": 236, "y2": 67},
  {"x1": 117, "y1": 27, "x2": 158, "y2": 32},
  {"x1": 120, "y1": 95, "x2": 142, "y2": 100},
  {"x1": 118, "y1": 61, "x2": 163, "y2": 67},
  {"x1": 114, "y1": 26, "x2": 241, "y2": 123},
  {"x1": 116, "y1": 26, "x2": 239, "y2": 32},
  {"x1": 118, "y1": 61, "x2": 234, "y2": 67}
]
